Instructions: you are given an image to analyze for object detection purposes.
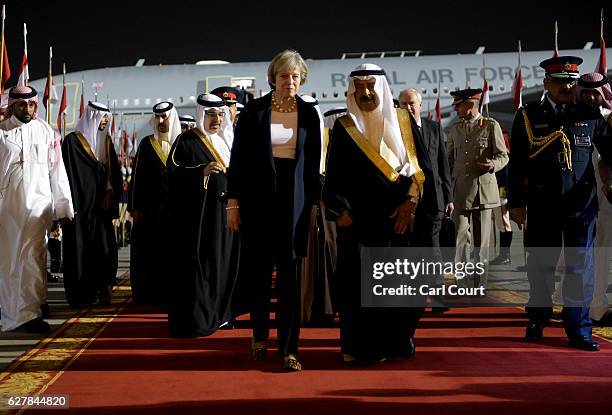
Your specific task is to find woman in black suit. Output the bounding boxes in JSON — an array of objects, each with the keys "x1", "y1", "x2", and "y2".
[{"x1": 227, "y1": 50, "x2": 321, "y2": 371}]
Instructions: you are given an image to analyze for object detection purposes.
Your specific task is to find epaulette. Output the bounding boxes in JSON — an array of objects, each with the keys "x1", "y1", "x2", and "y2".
[{"x1": 480, "y1": 117, "x2": 498, "y2": 128}]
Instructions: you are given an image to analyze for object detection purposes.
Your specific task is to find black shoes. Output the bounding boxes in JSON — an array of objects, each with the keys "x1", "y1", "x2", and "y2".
[
  {"x1": 525, "y1": 321, "x2": 544, "y2": 341},
  {"x1": 568, "y1": 336, "x2": 600, "y2": 352},
  {"x1": 406, "y1": 337, "x2": 416, "y2": 358},
  {"x1": 23, "y1": 318, "x2": 51, "y2": 334}
]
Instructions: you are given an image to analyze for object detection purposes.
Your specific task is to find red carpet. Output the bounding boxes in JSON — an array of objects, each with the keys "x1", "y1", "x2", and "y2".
[{"x1": 17, "y1": 305, "x2": 612, "y2": 415}]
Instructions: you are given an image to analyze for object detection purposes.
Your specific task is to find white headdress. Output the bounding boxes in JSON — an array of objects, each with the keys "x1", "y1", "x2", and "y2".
[
  {"x1": 75, "y1": 101, "x2": 112, "y2": 161},
  {"x1": 347, "y1": 63, "x2": 413, "y2": 176},
  {"x1": 195, "y1": 94, "x2": 233, "y2": 165}
]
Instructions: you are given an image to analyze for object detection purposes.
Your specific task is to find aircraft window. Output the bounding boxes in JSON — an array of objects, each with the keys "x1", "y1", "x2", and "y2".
[
  {"x1": 311, "y1": 92, "x2": 316, "y2": 98},
  {"x1": 433, "y1": 88, "x2": 438, "y2": 94},
  {"x1": 488, "y1": 85, "x2": 493, "y2": 92},
  {"x1": 344, "y1": 91, "x2": 347, "y2": 97},
  {"x1": 322, "y1": 92, "x2": 327, "y2": 98},
  {"x1": 421, "y1": 88, "x2": 427, "y2": 95},
  {"x1": 145, "y1": 98, "x2": 151, "y2": 105},
  {"x1": 133, "y1": 98, "x2": 140, "y2": 106},
  {"x1": 122, "y1": 99, "x2": 129, "y2": 107},
  {"x1": 333, "y1": 91, "x2": 338, "y2": 98},
  {"x1": 499, "y1": 85, "x2": 505, "y2": 91},
  {"x1": 179, "y1": 96, "x2": 184, "y2": 104},
  {"x1": 443, "y1": 86, "x2": 449, "y2": 93}
]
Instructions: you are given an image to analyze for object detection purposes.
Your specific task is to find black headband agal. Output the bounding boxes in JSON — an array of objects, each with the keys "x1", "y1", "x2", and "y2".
[
  {"x1": 323, "y1": 108, "x2": 347, "y2": 117},
  {"x1": 578, "y1": 76, "x2": 609, "y2": 89},
  {"x1": 88, "y1": 101, "x2": 110, "y2": 112},
  {"x1": 9, "y1": 87, "x2": 37, "y2": 100},
  {"x1": 179, "y1": 115, "x2": 196, "y2": 122},
  {"x1": 197, "y1": 96, "x2": 224, "y2": 107},
  {"x1": 349, "y1": 69, "x2": 386, "y2": 77},
  {"x1": 153, "y1": 102, "x2": 174, "y2": 113}
]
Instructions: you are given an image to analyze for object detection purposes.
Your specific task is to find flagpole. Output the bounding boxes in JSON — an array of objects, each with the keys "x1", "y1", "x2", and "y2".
[
  {"x1": 47, "y1": 46, "x2": 53, "y2": 124},
  {"x1": 23, "y1": 22, "x2": 27, "y2": 86},
  {"x1": 554, "y1": 21, "x2": 559, "y2": 55},
  {"x1": 62, "y1": 63, "x2": 66, "y2": 137},
  {"x1": 601, "y1": 9, "x2": 604, "y2": 40},
  {"x1": 437, "y1": 80, "x2": 441, "y2": 128},
  {"x1": 1, "y1": 5, "x2": 6, "y2": 92},
  {"x1": 483, "y1": 55, "x2": 489, "y2": 118}
]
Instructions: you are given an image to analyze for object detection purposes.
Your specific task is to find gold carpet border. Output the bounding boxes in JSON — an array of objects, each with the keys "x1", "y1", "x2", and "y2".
[{"x1": 0, "y1": 274, "x2": 132, "y2": 414}]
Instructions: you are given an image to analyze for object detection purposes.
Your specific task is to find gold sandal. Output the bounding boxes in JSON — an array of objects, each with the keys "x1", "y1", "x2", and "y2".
[{"x1": 283, "y1": 356, "x2": 302, "y2": 372}]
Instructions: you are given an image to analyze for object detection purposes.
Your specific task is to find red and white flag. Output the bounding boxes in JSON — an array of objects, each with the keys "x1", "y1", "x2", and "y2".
[
  {"x1": 0, "y1": 6, "x2": 10, "y2": 94},
  {"x1": 479, "y1": 79, "x2": 490, "y2": 114},
  {"x1": 552, "y1": 21, "x2": 559, "y2": 58},
  {"x1": 56, "y1": 64, "x2": 67, "y2": 133},
  {"x1": 17, "y1": 23, "x2": 28, "y2": 87},
  {"x1": 511, "y1": 41, "x2": 524, "y2": 111},
  {"x1": 434, "y1": 95, "x2": 441, "y2": 127},
  {"x1": 79, "y1": 78, "x2": 85, "y2": 118},
  {"x1": 1, "y1": 40, "x2": 10, "y2": 93},
  {"x1": 596, "y1": 10, "x2": 607, "y2": 75}
]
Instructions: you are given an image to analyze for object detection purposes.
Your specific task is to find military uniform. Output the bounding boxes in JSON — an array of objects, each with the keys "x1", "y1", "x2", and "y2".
[
  {"x1": 447, "y1": 93, "x2": 508, "y2": 286},
  {"x1": 508, "y1": 57, "x2": 612, "y2": 349}
]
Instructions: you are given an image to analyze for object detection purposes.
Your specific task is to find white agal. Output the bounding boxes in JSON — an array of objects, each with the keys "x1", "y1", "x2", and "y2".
[{"x1": 0, "y1": 115, "x2": 73, "y2": 331}]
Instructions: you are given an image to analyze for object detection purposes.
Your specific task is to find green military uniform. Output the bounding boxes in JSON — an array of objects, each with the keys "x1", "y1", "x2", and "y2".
[{"x1": 447, "y1": 99, "x2": 509, "y2": 287}]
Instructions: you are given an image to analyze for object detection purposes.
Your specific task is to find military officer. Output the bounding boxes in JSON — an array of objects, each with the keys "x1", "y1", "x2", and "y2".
[
  {"x1": 508, "y1": 56, "x2": 612, "y2": 351},
  {"x1": 210, "y1": 86, "x2": 244, "y2": 124},
  {"x1": 447, "y1": 88, "x2": 509, "y2": 288}
]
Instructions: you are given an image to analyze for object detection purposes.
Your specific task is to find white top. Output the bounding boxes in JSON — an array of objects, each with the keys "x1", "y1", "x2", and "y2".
[{"x1": 270, "y1": 110, "x2": 297, "y2": 159}]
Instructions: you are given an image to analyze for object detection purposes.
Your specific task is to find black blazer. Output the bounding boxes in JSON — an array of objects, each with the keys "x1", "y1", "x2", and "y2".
[
  {"x1": 227, "y1": 93, "x2": 322, "y2": 257},
  {"x1": 415, "y1": 117, "x2": 453, "y2": 214}
]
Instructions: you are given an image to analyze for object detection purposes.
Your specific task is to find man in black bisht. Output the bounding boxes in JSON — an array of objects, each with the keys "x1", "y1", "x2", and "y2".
[
  {"x1": 62, "y1": 101, "x2": 122, "y2": 307},
  {"x1": 323, "y1": 64, "x2": 428, "y2": 363},
  {"x1": 128, "y1": 102, "x2": 181, "y2": 304},
  {"x1": 166, "y1": 94, "x2": 240, "y2": 337}
]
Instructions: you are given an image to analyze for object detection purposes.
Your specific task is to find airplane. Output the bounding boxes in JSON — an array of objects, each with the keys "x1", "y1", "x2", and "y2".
[{"x1": 27, "y1": 45, "x2": 611, "y2": 144}]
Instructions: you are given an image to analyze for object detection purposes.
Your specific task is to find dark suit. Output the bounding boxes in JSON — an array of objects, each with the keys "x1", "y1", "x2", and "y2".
[
  {"x1": 227, "y1": 93, "x2": 321, "y2": 356},
  {"x1": 509, "y1": 98, "x2": 612, "y2": 340},
  {"x1": 411, "y1": 117, "x2": 453, "y2": 287}
]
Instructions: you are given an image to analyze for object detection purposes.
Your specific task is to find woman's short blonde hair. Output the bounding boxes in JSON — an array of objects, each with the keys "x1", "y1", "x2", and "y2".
[{"x1": 267, "y1": 49, "x2": 308, "y2": 89}]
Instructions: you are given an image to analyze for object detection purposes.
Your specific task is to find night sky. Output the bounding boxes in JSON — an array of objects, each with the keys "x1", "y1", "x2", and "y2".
[{"x1": 3, "y1": 1, "x2": 610, "y2": 83}]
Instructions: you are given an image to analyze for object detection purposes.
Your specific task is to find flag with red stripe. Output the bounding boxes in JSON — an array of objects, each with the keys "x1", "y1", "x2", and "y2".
[
  {"x1": 17, "y1": 51, "x2": 27, "y2": 86},
  {"x1": 512, "y1": 67, "x2": 523, "y2": 111},
  {"x1": 479, "y1": 79, "x2": 490, "y2": 114},
  {"x1": 79, "y1": 79, "x2": 85, "y2": 118},
  {"x1": 1, "y1": 42, "x2": 11, "y2": 93},
  {"x1": 57, "y1": 83, "x2": 66, "y2": 133}
]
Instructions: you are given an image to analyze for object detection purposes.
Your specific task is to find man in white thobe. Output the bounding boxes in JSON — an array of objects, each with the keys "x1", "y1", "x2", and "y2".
[{"x1": 0, "y1": 86, "x2": 73, "y2": 333}]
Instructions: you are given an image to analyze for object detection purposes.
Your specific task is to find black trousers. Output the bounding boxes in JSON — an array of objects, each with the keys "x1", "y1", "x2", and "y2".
[
  {"x1": 249, "y1": 158, "x2": 301, "y2": 356},
  {"x1": 411, "y1": 211, "x2": 444, "y2": 286}
]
